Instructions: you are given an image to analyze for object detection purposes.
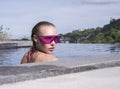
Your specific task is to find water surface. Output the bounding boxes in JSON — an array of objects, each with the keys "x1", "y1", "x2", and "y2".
[{"x1": 0, "y1": 44, "x2": 120, "y2": 66}]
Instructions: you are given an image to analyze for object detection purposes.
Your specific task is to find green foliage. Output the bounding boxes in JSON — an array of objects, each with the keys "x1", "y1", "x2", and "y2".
[
  {"x1": 61, "y1": 18, "x2": 120, "y2": 43},
  {"x1": 0, "y1": 25, "x2": 10, "y2": 40}
]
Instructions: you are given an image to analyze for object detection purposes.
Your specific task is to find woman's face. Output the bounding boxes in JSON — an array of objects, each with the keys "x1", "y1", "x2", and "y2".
[{"x1": 35, "y1": 25, "x2": 58, "y2": 54}]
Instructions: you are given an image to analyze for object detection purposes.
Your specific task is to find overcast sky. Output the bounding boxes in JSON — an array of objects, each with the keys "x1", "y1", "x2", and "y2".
[{"x1": 0, "y1": 0, "x2": 120, "y2": 39}]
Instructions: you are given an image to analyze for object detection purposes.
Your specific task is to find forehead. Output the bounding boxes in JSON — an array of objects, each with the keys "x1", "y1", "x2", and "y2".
[{"x1": 38, "y1": 25, "x2": 58, "y2": 36}]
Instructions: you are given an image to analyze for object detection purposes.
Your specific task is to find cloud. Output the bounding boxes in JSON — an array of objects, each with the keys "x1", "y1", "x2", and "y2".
[
  {"x1": 0, "y1": 0, "x2": 120, "y2": 38},
  {"x1": 82, "y1": 0, "x2": 120, "y2": 4},
  {"x1": 47, "y1": 0, "x2": 120, "y2": 6}
]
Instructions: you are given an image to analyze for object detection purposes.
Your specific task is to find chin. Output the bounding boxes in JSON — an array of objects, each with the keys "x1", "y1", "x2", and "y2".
[
  {"x1": 47, "y1": 51, "x2": 53, "y2": 54},
  {"x1": 48, "y1": 52, "x2": 53, "y2": 54},
  {"x1": 42, "y1": 49, "x2": 53, "y2": 54}
]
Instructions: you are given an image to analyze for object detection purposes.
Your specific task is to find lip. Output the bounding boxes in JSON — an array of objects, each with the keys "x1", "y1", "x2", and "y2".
[{"x1": 49, "y1": 47, "x2": 55, "y2": 51}]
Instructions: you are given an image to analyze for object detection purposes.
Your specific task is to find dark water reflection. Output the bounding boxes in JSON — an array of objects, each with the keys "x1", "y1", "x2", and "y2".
[
  {"x1": 108, "y1": 44, "x2": 120, "y2": 53},
  {"x1": 0, "y1": 44, "x2": 120, "y2": 66}
]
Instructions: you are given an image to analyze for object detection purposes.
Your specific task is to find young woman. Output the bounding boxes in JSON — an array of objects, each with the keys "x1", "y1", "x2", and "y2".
[{"x1": 21, "y1": 21, "x2": 60, "y2": 64}]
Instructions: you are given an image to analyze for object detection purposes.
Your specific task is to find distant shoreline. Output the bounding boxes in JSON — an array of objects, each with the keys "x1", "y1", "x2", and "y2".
[{"x1": 0, "y1": 40, "x2": 32, "y2": 49}]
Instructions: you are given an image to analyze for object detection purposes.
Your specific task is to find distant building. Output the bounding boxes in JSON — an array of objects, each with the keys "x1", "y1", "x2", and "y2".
[{"x1": 59, "y1": 37, "x2": 70, "y2": 43}]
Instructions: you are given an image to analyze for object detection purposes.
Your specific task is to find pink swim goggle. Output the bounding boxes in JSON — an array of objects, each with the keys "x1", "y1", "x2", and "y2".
[{"x1": 37, "y1": 35, "x2": 60, "y2": 44}]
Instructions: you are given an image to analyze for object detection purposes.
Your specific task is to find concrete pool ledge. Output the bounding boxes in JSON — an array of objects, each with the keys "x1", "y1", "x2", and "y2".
[{"x1": 0, "y1": 55, "x2": 120, "y2": 85}]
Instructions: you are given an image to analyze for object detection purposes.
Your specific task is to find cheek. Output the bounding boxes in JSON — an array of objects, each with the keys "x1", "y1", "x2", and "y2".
[
  {"x1": 36, "y1": 41, "x2": 44, "y2": 50},
  {"x1": 40, "y1": 44, "x2": 51, "y2": 53},
  {"x1": 36, "y1": 41, "x2": 50, "y2": 52},
  {"x1": 43, "y1": 44, "x2": 50, "y2": 49},
  {"x1": 39, "y1": 43, "x2": 50, "y2": 50}
]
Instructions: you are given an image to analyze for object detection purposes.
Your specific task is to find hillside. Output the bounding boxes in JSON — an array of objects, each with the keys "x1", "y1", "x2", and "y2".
[{"x1": 61, "y1": 18, "x2": 120, "y2": 43}]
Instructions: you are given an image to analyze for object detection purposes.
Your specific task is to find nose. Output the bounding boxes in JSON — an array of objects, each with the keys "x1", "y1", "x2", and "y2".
[{"x1": 50, "y1": 40, "x2": 56, "y2": 46}]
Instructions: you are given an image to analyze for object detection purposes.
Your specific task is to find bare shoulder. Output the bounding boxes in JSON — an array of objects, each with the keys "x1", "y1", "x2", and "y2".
[{"x1": 33, "y1": 52, "x2": 58, "y2": 62}]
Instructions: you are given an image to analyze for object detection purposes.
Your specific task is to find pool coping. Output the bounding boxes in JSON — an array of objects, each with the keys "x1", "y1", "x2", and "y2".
[{"x1": 0, "y1": 57, "x2": 120, "y2": 85}]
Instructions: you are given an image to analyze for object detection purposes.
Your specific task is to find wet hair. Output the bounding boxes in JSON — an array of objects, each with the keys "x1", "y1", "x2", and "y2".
[{"x1": 31, "y1": 21, "x2": 55, "y2": 50}]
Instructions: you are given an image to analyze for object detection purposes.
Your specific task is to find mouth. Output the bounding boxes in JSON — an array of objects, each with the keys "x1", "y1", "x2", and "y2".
[{"x1": 49, "y1": 47, "x2": 55, "y2": 51}]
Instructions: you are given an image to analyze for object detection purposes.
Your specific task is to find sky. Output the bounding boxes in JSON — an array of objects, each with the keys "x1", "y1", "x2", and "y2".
[{"x1": 0, "y1": 0, "x2": 120, "y2": 39}]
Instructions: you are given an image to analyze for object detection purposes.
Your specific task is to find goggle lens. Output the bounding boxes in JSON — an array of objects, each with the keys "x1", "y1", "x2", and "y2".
[{"x1": 38, "y1": 35, "x2": 60, "y2": 44}]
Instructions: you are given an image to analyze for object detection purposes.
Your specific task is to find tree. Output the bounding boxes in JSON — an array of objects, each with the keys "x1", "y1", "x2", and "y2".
[
  {"x1": 0, "y1": 25, "x2": 10, "y2": 40},
  {"x1": 0, "y1": 25, "x2": 3, "y2": 40},
  {"x1": 61, "y1": 18, "x2": 120, "y2": 43}
]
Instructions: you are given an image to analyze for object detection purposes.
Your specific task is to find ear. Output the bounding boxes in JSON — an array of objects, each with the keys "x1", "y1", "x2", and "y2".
[{"x1": 33, "y1": 35, "x2": 38, "y2": 43}]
